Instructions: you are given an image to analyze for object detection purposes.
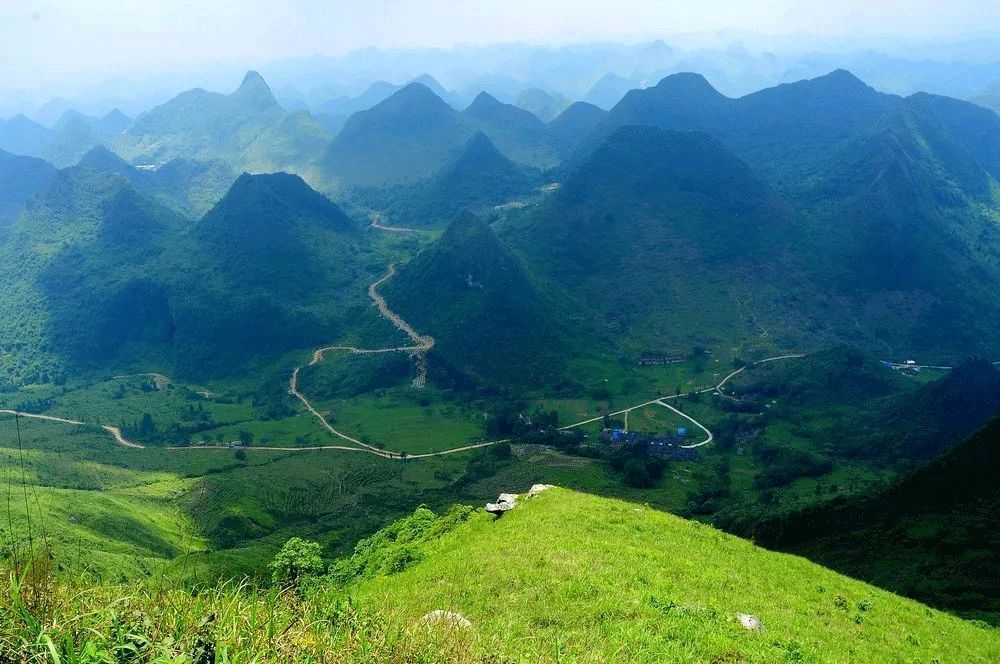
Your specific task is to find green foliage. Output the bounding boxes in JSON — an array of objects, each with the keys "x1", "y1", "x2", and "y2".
[
  {"x1": 343, "y1": 489, "x2": 1000, "y2": 662},
  {"x1": 745, "y1": 416, "x2": 1000, "y2": 623},
  {"x1": 0, "y1": 167, "x2": 376, "y2": 384},
  {"x1": 329, "y1": 505, "x2": 473, "y2": 583},
  {"x1": 269, "y1": 537, "x2": 324, "y2": 586},
  {"x1": 734, "y1": 346, "x2": 908, "y2": 406}
]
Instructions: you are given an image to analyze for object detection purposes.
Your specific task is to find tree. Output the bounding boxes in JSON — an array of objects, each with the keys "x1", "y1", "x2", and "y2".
[
  {"x1": 138, "y1": 413, "x2": 156, "y2": 437},
  {"x1": 269, "y1": 537, "x2": 324, "y2": 587},
  {"x1": 237, "y1": 430, "x2": 254, "y2": 446},
  {"x1": 623, "y1": 458, "x2": 654, "y2": 488}
]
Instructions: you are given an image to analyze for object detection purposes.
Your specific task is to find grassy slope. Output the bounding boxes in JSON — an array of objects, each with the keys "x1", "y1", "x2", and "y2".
[
  {"x1": 346, "y1": 488, "x2": 998, "y2": 662},
  {"x1": 5, "y1": 489, "x2": 995, "y2": 661}
]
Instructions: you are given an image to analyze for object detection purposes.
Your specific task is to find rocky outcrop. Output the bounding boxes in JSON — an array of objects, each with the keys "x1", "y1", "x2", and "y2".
[
  {"x1": 485, "y1": 485, "x2": 555, "y2": 515},
  {"x1": 485, "y1": 493, "x2": 518, "y2": 514}
]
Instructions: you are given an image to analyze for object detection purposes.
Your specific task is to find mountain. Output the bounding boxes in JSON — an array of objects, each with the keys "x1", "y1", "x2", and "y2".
[
  {"x1": 501, "y1": 125, "x2": 799, "y2": 356},
  {"x1": 0, "y1": 149, "x2": 58, "y2": 226},
  {"x1": 747, "y1": 417, "x2": 1000, "y2": 623},
  {"x1": 76, "y1": 145, "x2": 236, "y2": 218},
  {"x1": 598, "y1": 70, "x2": 897, "y2": 191},
  {"x1": 90, "y1": 109, "x2": 133, "y2": 136},
  {"x1": 172, "y1": 173, "x2": 363, "y2": 376},
  {"x1": 313, "y1": 112, "x2": 348, "y2": 136},
  {"x1": 316, "y1": 75, "x2": 460, "y2": 118},
  {"x1": 43, "y1": 113, "x2": 102, "y2": 166},
  {"x1": 116, "y1": 71, "x2": 332, "y2": 173},
  {"x1": 516, "y1": 88, "x2": 572, "y2": 122},
  {"x1": 0, "y1": 114, "x2": 53, "y2": 157},
  {"x1": 147, "y1": 156, "x2": 238, "y2": 218},
  {"x1": 320, "y1": 83, "x2": 476, "y2": 187},
  {"x1": 0, "y1": 167, "x2": 186, "y2": 379},
  {"x1": 317, "y1": 80, "x2": 400, "y2": 117},
  {"x1": 462, "y1": 92, "x2": 559, "y2": 167},
  {"x1": 409, "y1": 74, "x2": 463, "y2": 107},
  {"x1": 584, "y1": 72, "x2": 638, "y2": 109},
  {"x1": 11, "y1": 488, "x2": 998, "y2": 660},
  {"x1": 381, "y1": 212, "x2": 565, "y2": 387},
  {"x1": 53, "y1": 108, "x2": 133, "y2": 138},
  {"x1": 730, "y1": 345, "x2": 910, "y2": 407},
  {"x1": 837, "y1": 359, "x2": 1000, "y2": 464},
  {"x1": 546, "y1": 72, "x2": 1000, "y2": 359},
  {"x1": 0, "y1": 168, "x2": 366, "y2": 383},
  {"x1": 362, "y1": 133, "x2": 542, "y2": 228},
  {"x1": 970, "y1": 92, "x2": 1000, "y2": 114},
  {"x1": 547, "y1": 101, "x2": 608, "y2": 156}
]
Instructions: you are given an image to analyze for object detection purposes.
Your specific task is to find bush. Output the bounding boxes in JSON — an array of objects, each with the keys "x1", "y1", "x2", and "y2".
[{"x1": 269, "y1": 538, "x2": 324, "y2": 587}]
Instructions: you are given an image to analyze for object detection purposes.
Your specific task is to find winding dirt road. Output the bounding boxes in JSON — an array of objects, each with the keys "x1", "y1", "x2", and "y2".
[{"x1": 0, "y1": 410, "x2": 144, "y2": 449}]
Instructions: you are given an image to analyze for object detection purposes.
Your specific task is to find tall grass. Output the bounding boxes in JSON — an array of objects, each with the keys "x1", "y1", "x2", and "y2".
[{"x1": 0, "y1": 570, "x2": 477, "y2": 662}]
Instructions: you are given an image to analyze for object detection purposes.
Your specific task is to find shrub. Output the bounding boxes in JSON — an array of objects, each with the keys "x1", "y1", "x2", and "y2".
[{"x1": 269, "y1": 538, "x2": 324, "y2": 587}]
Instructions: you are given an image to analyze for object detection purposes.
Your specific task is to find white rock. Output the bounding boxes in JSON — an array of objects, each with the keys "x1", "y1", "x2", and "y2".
[
  {"x1": 485, "y1": 492, "x2": 518, "y2": 514},
  {"x1": 527, "y1": 484, "x2": 554, "y2": 497},
  {"x1": 419, "y1": 610, "x2": 472, "y2": 629},
  {"x1": 737, "y1": 613, "x2": 765, "y2": 632}
]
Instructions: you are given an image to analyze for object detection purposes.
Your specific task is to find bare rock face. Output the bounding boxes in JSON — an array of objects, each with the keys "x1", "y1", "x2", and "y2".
[
  {"x1": 527, "y1": 484, "x2": 554, "y2": 497},
  {"x1": 485, "y1": 492, "x2": 518, "y2": 514},
  {"x1": 419, "y1": 610, "x2": 472, "y2": 629},
  {"x1": 737, "y1": 613, "x2": 765, "y2": 632}
]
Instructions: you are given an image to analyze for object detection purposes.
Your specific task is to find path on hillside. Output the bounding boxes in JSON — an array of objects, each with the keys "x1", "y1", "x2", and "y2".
[
  {"x1": 0, "y1": 410, "x2": 143, "y2": 448},
  {"x1": 370, "y1": 214, "x2": 422, "y2": 233},
  {"x1": 283, "y1": 262, "x2": 436, "y2": 458}
]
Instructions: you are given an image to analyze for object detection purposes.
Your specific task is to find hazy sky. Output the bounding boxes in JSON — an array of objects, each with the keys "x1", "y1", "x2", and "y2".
[{"x1": 3, "y1": 0, "x2": 999, "y2": 89}]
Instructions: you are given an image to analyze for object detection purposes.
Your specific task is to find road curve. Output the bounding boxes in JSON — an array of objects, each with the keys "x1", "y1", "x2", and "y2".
[{"x1": 0, "y1": 410, "x2": 144, "y2": 448}]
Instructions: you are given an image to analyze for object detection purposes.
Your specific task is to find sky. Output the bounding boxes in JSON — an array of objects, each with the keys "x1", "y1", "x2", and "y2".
[{"x1": 3, "y1": 0, "x2": 999, "y2": 91}]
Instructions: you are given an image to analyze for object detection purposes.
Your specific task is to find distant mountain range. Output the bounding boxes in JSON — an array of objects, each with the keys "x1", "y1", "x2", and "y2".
[
  {"x1": 2, "y1": 67, "x2": 999, "y2": 387},
  {"x1": 0, "y1": 108, "x2": 133, "y2": 167}
]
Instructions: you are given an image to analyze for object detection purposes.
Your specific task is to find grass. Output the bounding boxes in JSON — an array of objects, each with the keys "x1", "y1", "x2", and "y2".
[
  {"x1": 323, "y1": 394, "x2": 485, "y2": 454},
  {"x1": 343, "y1": 489, "x2": 999, "y2": 662},
  {"x1": 4, "y1": 488, "x2": 995, "y2": 662}
]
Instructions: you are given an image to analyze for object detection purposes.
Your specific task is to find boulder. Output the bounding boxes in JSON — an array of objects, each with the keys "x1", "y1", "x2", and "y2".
[
  {"x1": 419, "y1": 609, "x2": 472, "y2": 629},
  {"x1": 737, "y1": 613, "x2": 765, "y2": 632},
  {"x1": 527, "y1": 484, "x2": 554, "y2": 497},
  {"x1": 485, "y1": 492, "x2": 518, "y2": 514}
]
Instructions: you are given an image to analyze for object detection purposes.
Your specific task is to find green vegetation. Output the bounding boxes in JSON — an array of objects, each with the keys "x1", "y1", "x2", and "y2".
[
  {"x1": 2, "y1": 66, "x2": 1000, "y2": 659},
  {"x1": 382, "y1": 212, "x2": 569, "y2": 387},
  {"x1": 745, "y1": 417, "x2": 1000, "y2": 624},
  {"x1": 8, "y1": 490, "x2": 996, "y2": 661}
]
